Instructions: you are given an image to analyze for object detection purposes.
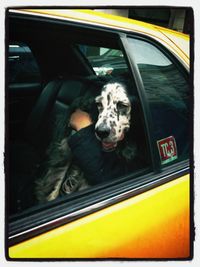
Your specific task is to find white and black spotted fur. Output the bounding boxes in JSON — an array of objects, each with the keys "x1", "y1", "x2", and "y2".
[
  {"x1": 95, "y1": 82, "x2": 132, "y2": 151},
  {"x1": 35, "y1": 81, "x2": 136, "y2": 203}
]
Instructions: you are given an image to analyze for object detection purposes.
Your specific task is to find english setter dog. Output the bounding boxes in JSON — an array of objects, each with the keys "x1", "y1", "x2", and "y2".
[
  {"x1": 35, "y1": 81, "x2": 136, "y2": 203},
  {"x1": 95, "y1": 82, "x2": 132, "y2": 151}
]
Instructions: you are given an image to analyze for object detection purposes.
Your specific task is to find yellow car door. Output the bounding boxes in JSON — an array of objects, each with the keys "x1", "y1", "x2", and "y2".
[{"x1": 9, "y1": 173, "x2": 190, "y2": 258}]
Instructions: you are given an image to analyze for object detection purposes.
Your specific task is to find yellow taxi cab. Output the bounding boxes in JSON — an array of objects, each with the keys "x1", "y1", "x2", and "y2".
[{"x1": 6, "y1": 8, "x2": 192, "y2": 259}]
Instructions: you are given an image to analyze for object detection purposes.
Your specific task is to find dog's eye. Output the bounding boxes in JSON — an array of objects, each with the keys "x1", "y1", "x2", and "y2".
[
  {"x1": 117, "y1": 102, "x2": 129, "y2": 111},
  {"x1": 96, "y1": 102, "x2": 103, "y2": 111}
]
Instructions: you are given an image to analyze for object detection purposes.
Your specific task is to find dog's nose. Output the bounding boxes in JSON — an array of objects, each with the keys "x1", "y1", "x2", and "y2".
[{"x1": 95, "y1": 125, "x2": 110, "y2": 139}]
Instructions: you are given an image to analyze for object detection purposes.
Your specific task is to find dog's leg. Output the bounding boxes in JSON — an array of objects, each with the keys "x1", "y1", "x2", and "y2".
[
  {"x1": 46, "y1": 162, "x2": 71, "y2": 201},
  {"x1": 35, "y1": 138, "x2": 72, "y2": 203},
  {"x1": 61, "y1": 164, "x2": 89, "y2": 194},
  {"x1": 35, "y1": 162, "x2": 71, "y2": 203}
]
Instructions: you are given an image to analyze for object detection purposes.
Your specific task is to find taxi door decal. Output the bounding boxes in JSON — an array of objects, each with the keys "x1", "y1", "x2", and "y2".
[{"x1": 157, "y1": 136, "x2": 178, "y2": 165}]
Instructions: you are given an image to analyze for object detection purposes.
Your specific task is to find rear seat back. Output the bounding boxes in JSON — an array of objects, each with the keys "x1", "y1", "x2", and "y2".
[
  {"x1": 10, "y1": 76, "x2": 101, "y2": 213},
  {"x1": 25, "y1": 76, "x2": 94, "y2": 151}
]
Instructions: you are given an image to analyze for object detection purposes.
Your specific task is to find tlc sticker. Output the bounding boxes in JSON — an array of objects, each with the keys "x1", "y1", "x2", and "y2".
[{"x1": 157, "y1": 136, "x2": 178, "y2": 165}]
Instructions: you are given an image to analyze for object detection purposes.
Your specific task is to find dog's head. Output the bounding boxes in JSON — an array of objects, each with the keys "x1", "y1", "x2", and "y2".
[{"x1": 95, "y1": 82, "x2": 131, "y2": 151}]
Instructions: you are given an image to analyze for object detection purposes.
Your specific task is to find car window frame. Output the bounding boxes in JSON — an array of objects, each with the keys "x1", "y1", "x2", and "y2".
[
  {"x1": 8, "y1": 42, "x2": 41, "y2": 84},
  {"x1": 7, "y1": 10, "x2": 191, "y2": 247},
  {"x1": 75, "y1": 43, "x2": 128, "y2": 77},
  {"x1": 121, "y1": 33, "x2": 190, "y2": 171}
]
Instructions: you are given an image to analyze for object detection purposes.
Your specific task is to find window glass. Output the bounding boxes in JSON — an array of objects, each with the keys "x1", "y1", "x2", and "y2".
[
  {"x1": 8, "y1": 43, "x2": 41, "y2": 83},
  {"x1": 77, "y1": 44, "x2": 128, "y2": 77},
  {"x1": 128, "y1": 38, "x2": 190, "y2": 165}
]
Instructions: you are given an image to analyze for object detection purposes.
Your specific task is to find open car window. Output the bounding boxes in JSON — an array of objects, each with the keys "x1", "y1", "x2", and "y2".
[
  {"x1": 8, "y1": 42, "x2": 41, "y2": 84},
  {"x1": 8, "y1": 18, "x2": 151, "y2": 221},
  {"x1": 76, "y1": 44, "x2": 127, "y2": 77}
]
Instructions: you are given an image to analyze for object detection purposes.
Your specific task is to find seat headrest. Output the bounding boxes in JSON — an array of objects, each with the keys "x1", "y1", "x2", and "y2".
[{"x1": 57, "y1": 80, "x2": 86, "y2": 105}]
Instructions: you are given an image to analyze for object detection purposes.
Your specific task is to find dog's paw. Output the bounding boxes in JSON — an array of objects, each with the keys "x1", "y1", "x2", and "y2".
[
  {"x1": 46, "y1": 179, "x2": 63, "y2": 201},
  {"x1": 61, "y1": 165, "x2": 88, "y2": 194}
]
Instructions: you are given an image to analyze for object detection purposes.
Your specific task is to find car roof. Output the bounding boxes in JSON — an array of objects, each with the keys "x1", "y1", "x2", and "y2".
[{"x1": 10, "y1": 9, "x2": 190, "y2": 67}]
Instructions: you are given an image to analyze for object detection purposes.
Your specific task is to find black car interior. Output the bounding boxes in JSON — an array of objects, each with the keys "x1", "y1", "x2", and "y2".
[{"x1": 7, "y1": 14, "x2": 149, "y2": 216}]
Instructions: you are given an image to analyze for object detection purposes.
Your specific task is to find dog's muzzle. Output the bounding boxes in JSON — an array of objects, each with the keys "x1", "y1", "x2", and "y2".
[
  {"x1": 95, "y1": 124, "x2": 110, "y2": 140},
  {"x1": 95, "y1": 124, "x2": 118, "y2": 152}
]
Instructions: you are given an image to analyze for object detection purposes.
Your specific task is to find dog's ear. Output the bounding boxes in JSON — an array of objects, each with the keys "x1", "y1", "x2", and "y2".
[
  {"x1": 69, "y1": 97, "x2": 84, "y2": 112},
  {"x1": 64, "y1": 96, "x2": 98, "y2": 138},
  {"x1": 117, "y1": 141, "x2": 137, "y2": 163},
  {"x1": 79, "y1": 96, "x2": 99, "y2": 122},
  {"x1": 79, "y1": 96, "x2": 95, "y2": 112},
  {"x1": 129, "y1": 95, "x2": 137, "y2": 107},
  {"x1": 117, "y1": 95, "x2": 139, "y2": 163},
  {"x1": 69, "y1": 96, "x2": 95, "y2": 112},
  {"x1": 129, "y1": 96, "x2": 139, "y2": 120}
]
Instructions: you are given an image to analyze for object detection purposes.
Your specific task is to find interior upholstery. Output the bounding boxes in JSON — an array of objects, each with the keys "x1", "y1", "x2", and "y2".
[{"x1": 9, "y1": 76, "x2": 102, "y2": 214}]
